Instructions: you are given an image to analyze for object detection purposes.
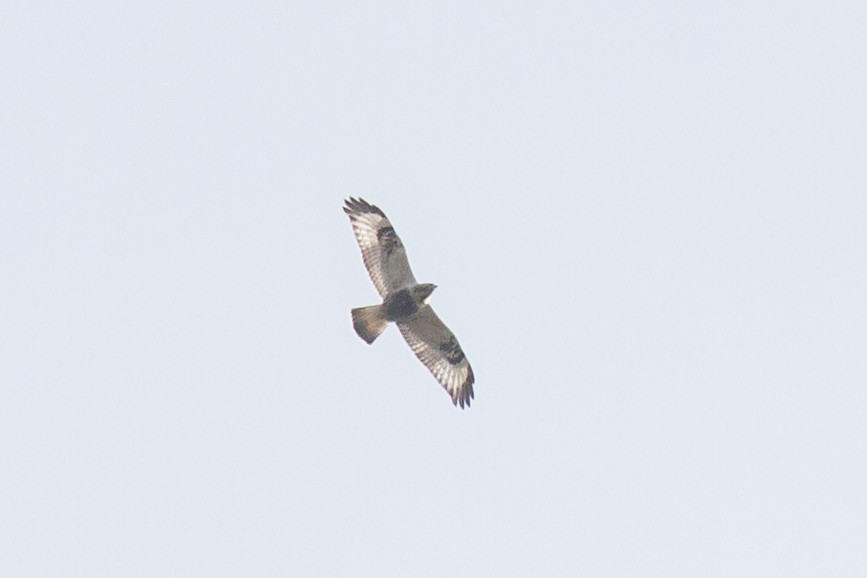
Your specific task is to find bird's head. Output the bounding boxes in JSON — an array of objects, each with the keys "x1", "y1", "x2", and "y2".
[{"x1": 411, "y1": 283, "x2": 437, "y2": 304}]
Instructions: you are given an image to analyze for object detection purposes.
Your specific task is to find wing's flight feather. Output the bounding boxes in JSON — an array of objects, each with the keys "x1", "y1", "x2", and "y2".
[
  {"x1": 397, "y1": 306, "x2": 475, "y2": 409},
  {"x1": 343, "y1": 198, "x2": 417, "y2": 297}
]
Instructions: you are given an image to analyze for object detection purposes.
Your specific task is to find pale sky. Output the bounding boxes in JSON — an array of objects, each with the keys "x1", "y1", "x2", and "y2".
[{"x1": 2, "y1": 1, "x2": 866, "y2": 576}]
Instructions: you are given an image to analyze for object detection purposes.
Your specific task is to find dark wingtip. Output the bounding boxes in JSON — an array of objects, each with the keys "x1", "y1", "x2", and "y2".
[
  {"x1": 456, "y1": 367, "x2": 475, "y2": 409},
  {"x1": 343, "y1": 197, "x2": 386, "y2": 218},
  {"x1": 342, "y1": 197, "x2": 359, "y2": 215}
]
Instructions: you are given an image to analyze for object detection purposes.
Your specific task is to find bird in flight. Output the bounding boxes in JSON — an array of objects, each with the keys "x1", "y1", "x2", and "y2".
[{"x1": 343, "y1": 197, "x2": 475, "y2": 409}]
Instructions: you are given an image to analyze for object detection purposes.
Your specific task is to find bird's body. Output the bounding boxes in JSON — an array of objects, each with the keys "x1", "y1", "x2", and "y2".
[
  {"x1": 343, "y1": 198, "x2": 475, "y2": 408},
  {"x1": 382, "y1": 284, "x2": 436, "y2": 321}
]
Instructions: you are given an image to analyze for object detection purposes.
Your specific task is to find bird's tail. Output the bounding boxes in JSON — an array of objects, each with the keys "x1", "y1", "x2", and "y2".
[{"x1": 351, "y1": 305, "x2": 388, "y2": 344}]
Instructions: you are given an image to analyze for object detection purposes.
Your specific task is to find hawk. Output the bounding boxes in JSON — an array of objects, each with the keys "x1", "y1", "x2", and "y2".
[{"x1": 343, "y1": 197, "x2": 475, "y2": 409}]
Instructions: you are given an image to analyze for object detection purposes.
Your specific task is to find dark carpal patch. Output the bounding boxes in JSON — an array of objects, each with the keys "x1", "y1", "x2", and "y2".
[
  {"x1": 439, "y1": 336, "x2": 465, "y2": 365},
  {"x1": 377, "y1": 226, "x2": 400, "y2": 252},
  {"x1": 383, "y1": 289, "x2": 418, "y2": 320}
]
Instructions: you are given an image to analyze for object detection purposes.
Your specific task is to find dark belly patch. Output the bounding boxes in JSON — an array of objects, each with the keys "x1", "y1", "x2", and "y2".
[{"x1": 384, "y1": 289, "x2": 418, "y2": 320}]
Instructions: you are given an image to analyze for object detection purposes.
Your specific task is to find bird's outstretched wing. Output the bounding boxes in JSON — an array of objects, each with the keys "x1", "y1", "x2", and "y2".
[
  {"x1": 344, "y1": 197, "x2": 417, "y2": 298},
  {"x1": 397, "y1": 306, "x2": 475, "y2": 409}
]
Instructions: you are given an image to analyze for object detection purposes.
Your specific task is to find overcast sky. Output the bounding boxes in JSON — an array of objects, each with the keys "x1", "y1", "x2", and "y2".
[{"x1": 2, "y1": 1, "x2": 866, "y2": 576}]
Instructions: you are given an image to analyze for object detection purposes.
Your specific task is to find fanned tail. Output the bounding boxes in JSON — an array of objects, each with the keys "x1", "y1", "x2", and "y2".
[{"x1": 351, "y1": 305, "x2": 388, "y2": 344}]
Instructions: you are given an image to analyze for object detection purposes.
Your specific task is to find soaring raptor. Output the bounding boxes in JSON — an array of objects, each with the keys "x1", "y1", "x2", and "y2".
[{"x1": 343, "y1": 197, "x2": 475, "y2": 408}]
